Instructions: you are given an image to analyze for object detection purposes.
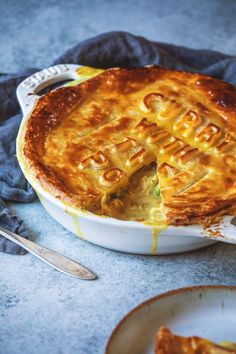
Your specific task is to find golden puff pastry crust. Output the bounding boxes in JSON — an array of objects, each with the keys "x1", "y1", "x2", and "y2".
[
  {"x1": 20, "y1": 66, "x2": 236, "y2": 225},
  {"x1": 155, "y1": 327, "x2": 236, "y2": 354}
]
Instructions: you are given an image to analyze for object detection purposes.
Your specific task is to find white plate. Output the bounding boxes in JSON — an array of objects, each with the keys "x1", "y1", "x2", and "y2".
[{"x1": 105, "y1": 286, "x2": 236, "y2": 354}]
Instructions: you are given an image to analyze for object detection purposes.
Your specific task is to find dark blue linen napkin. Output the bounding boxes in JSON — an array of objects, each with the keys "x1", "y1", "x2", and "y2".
[{"x1": 1, "y1": 31, "x2": 236, "y2": 254}]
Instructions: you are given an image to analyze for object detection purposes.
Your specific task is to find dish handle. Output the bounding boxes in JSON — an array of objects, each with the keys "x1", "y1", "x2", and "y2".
[
  {"x1": 203, "y1": 215, "x2": 236, "y2": 244},
  {"x1": 17, "y1": 64, "x2": 81, "y2": 115}
]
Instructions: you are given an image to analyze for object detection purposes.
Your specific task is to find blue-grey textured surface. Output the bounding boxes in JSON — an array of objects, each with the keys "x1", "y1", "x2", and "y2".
[
  {"x1": 0, "y1": 1, "x2": 236, "y2": 354},
  {"x1": 1, "y1": 0, "x2": 236, "y2": 72}
]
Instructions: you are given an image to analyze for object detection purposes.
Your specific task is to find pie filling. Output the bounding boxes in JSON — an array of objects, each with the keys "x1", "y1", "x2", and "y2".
[{"x1": 103, "y1": 162, "x2": 165, "y2": 224}]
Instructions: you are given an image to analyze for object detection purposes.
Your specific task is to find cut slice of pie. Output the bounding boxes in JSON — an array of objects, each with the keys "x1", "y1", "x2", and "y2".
[
  {"x1": 155, "y1": 327, "x2": 236, "y2": 354},
  {"x1": 18, "y1": 66, "x2": 236, "y2": 226}
]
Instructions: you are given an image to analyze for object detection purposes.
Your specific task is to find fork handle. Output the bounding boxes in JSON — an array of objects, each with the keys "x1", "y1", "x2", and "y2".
[{"x1": 0, "y1": 226, "x2": 96, "y2": 280}]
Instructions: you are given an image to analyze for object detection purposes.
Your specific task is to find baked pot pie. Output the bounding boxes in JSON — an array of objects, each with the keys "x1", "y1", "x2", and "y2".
[
  {"x1": 155, "y1": 327, "x2": 236, "y2": 353},
  {"x1": 18, "y1": 66, "x2": 236, "y2": 227}
]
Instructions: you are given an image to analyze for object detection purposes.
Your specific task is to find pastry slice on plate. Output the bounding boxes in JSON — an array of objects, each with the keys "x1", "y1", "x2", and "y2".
[{"x1": 155, "y1": 327, "x2": 236, "y2": 354}]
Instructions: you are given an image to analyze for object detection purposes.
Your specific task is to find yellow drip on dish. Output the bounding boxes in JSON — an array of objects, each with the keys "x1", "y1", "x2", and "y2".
[
  {"x1": 151, "y1": 227, "x2": 159, "y2": 255},
  {"x1": 65, "y1": 207, "x2": 85, "y2": 238},
  {"x1": 150, "y1": 224, "x2": 167, "y2": 255}
]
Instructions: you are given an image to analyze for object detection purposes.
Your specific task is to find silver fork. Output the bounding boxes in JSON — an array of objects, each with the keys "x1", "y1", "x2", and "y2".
[{"x1": 0, "y1": 226, "x2": 96, "y2": 280}]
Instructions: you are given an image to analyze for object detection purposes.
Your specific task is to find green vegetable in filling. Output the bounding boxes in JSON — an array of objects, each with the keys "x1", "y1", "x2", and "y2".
[{"x1": 154, "y1": 186, "x2": 161, "y2": 196}]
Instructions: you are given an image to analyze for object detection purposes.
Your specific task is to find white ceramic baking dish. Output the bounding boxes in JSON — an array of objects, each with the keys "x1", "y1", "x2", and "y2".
[{"x1": 16, "y1": 64, "x2": 236, "y2": 255}]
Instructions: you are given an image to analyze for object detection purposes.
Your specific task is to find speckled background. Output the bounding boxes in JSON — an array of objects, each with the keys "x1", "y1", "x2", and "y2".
[{"x1": 0, "y1": 1, "x2": 236, "y2": 353}]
